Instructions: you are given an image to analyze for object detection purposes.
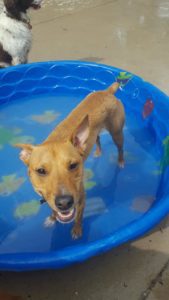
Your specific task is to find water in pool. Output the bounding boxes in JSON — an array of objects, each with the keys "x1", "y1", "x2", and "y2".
[{"x1": 0, "y1": 94, "x2": 161, "y2": 253}]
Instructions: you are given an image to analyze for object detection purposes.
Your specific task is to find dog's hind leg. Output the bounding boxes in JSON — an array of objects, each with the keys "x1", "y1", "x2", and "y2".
[
  {"x1": 106, "y1": 101, "x2": 125, "y2": 168},
  {"x1": 111, "y1": 130, "x2": 124, "y2": 168},
  {"x1": 94, "y1": 135, "x2": 102, "y2": 157}
]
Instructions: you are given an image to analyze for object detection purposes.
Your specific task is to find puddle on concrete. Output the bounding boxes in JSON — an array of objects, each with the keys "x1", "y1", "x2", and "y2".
[{"x1": 42, "y1": 0, "x2": 111, "y2": 11}]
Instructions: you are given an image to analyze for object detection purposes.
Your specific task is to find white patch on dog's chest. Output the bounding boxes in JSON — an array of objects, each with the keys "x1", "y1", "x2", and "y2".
[{"x1": 0, "y1": 11, "x2": 32, "y2": 61}]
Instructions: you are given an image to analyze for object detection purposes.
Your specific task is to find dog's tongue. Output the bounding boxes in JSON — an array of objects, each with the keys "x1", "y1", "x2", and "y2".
[{"x1": 57, "y1": 208, "x2": 75, "y2": 224}]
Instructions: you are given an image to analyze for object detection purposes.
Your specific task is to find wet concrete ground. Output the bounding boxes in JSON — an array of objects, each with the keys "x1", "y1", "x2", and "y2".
[
  {"x1": 30, "y1": 0, "x2": 169, "y2": 95},
  {"x1": 0, "y1": 0, "x2": 169, "y2": 299}
]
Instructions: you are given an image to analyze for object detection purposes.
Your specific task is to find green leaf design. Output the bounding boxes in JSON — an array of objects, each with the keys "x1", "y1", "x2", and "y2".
[
  {"x1": 116, "y1": 72, "x2": 133, "y2": 87},
  {"x1": 84, "y1": 168, "x2": 96, "y2": 190},
  {"x1": 0, "y1": 174, "x2": 25, "y2": 196},
  {"x1": 160, "y1": 136, "x2": 169, "y2": 171},
  {"x1": 0, "y1": 126, "x2": 14, "y2": 145},
  {"x1": 84, "y1": 168, "x2": 94, "y2": 181},
  {"x1": 163, "y1": 136, "x2": 169, "y2": 145},
  {"x1": 152, "y1": 169, "x2": 162, "y2": 176},
  {"x1": 84, "y1": 181, "x2": 97, "y2": 190},
  {"x1": 0, "y1": 126, "x2": 34, "y2": 149},
  {"x1": 14, "y1": 200, "x2": 40, "y2": 219},
  {"x1": 117, "y1": 72, "x2": 133, "y2": 80}
]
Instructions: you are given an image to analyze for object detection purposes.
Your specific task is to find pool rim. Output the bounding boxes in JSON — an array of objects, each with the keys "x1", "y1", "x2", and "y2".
[{"x1": 0, "y1": 60, "x2": 168, "y2": 271}]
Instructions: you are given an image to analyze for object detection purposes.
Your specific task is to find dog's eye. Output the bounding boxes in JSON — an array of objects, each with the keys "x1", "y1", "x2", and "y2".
[
  {"x1": 36, "y1": 168, "x2": 47, "y2": 175},
  {"x1": 69, "y1": 162, "x2": 79, "y2": 171}
]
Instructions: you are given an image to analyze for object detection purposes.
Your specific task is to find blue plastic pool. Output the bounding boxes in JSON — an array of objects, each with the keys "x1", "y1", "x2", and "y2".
[{"x1": 0, "y1": 61, "x2": 169, "y2": 271}]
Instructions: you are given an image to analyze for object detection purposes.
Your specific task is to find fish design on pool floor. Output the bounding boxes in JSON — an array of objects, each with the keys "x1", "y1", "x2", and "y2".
[
  {"x1": 0, "y1": 126, "x2": 34, "y2": 149},
  {"x1": 14, "y1": 197, "x2": 107, "y2": 220},
  {"x1": 0, "y1": 174, "x2": 26, "y2": 197},
  {"x1": 29, "y1": 110, "x2": 60, "y2": 124},
  {"x1": 14, "y1": 200, "x2": 40, "y2": 219},
  {"x1": 131, "y1": 195, "x2": 155, "y2": 213},
  {"x1": 84, "y1": 197, "x2": 108, "y2": 218}
]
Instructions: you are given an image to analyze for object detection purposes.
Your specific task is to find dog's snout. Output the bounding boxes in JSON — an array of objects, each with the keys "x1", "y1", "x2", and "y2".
[{"x1": 55, "y1": 195, "x2": 74, "y2": 211}]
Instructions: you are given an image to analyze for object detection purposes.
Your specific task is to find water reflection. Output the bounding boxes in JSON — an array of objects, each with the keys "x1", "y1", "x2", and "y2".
[{"x1": 157, "y1": 2, "x2": 169, "y2": 18}]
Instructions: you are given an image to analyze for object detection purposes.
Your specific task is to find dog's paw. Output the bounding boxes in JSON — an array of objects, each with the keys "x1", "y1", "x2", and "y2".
[
  {"x1": 118, "y1": 160, "x2": 125, "y2": 169},
  {"x1": 94, "y1": 150, "x2": 101, "y2": 157},
  {"x1": 44, "y1": 216, "x2": 56, "y2": 228},
  {"x1": 71, "y1": 224, "x2": 82, "y2": 239}
]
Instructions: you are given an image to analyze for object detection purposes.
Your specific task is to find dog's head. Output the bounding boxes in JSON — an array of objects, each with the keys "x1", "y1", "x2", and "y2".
[
  {"x1": 15, "y1": 116, "x2": 89, "y2": 223},
  {"x1": 4, "y1": 0, "x2": 42, "y2": 19}
]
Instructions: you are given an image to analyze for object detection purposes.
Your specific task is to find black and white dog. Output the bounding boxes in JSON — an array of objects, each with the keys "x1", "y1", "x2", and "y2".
[{"x1": 0, "y1": 0, "x2": 43, "y2": 68}]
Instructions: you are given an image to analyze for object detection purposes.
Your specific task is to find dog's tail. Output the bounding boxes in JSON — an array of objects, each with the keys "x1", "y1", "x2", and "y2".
[{"x1": 107, "y1": 82, "x2": 120, "y2": 94}]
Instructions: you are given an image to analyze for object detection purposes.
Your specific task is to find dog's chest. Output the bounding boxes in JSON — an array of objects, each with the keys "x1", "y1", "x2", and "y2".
[{"x1": 0, "y1": 12, "x2": 32, "y2": 57}]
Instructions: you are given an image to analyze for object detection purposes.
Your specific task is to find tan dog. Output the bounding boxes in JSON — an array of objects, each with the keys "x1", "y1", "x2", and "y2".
[{"x1": 15, "y1": 82, "x2": 125, "y2": 239}]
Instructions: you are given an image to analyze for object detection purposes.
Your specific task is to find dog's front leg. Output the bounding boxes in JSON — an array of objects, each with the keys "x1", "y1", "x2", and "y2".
[
  {"x1": 12, "y1": 56, "x2": 28, "y2": 66},
  {"x1": 44, "y1": 210, "x2": 57, "y2": 228},
  {"x1": 72, "y1": 193, "x2": 85, "y2": 239},
  {"x1": 12, "y1": 57, "x2": 22, "y2": 66}
]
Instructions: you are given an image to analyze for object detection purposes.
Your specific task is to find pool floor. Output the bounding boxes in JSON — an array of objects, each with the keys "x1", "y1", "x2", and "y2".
[{"x1": 0, "y1": 94, "x2": 161, "y2": 253}]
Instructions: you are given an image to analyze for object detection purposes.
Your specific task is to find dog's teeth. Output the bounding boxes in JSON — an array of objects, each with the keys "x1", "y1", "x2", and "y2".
[{"x1": 44, "y1": 216, "x2": 56, "y2": 228}]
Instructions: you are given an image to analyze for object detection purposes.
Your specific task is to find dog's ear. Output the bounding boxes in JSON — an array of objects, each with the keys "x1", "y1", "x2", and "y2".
[
  {"x1": 4, "y1": 0, "x2": 20, "y2": 19},
  {"x1": 71, "y1": 115, "x2": 89, "y2": 154},
  {"x1": 14, "y1": 143, "x2": 34, "y2": 165}
]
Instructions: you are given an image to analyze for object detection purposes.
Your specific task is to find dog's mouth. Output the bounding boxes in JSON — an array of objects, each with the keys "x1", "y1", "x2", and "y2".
[
  {"x1": 39, "y1": 198, "x2": 76, "y2": 223},
  {"x1": 31, "y1": 4, "x2": 41, "y2": 10},
  {"x1": 56, "y1": 208, "x2": 76, "y2": 224}
]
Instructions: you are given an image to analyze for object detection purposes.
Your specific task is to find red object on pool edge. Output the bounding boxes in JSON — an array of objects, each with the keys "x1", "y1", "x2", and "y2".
[{"x1": 142, "y1": 99, "x2": 154, "y2": 119}]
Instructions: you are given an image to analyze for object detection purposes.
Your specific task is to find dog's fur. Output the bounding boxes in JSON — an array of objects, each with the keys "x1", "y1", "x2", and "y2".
[
  {"x1": 16, "y1": 82, "x2": 125, "y2": 239},
  {"x1": 0, "y1": 0, "x2": 42, "y2": 68}
]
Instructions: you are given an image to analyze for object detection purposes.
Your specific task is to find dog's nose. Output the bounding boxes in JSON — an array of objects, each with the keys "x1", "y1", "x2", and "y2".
[{"x1": 55, "y1": 195, "x2": 74, "y2": 211}]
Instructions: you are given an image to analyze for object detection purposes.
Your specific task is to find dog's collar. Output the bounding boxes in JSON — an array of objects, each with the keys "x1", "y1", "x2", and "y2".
[
  {"x1": 40, "y1": 198, "x2": 46, "y2": 205},
  {"x1": 4, "y1": 9, "x2": 32, "y2": 30}
]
